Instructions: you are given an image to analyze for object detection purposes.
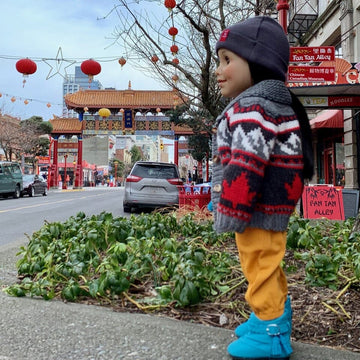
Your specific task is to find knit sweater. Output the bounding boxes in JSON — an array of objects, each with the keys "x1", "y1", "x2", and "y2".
[{"x1": 212, "y1": 80, "x2": 304, "y2": 234}]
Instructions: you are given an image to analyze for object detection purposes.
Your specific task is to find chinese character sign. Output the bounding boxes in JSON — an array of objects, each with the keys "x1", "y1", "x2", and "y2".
[{"x1": 124, "y1": 110, "x2": 133, "y2": 129}]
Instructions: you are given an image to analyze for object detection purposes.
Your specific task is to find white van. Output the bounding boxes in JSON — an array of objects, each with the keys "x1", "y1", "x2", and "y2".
[{"x1": 0, "y1": 162, "x2": 23, "y2": 198}]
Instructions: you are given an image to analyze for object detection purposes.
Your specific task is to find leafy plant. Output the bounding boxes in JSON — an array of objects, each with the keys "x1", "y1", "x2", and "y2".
[
  {"x1": 4, "y1": 211, "x2": 238, "y2": 307},
  {"x1": 289, "y1": 216, "x2": 360, "y2": 290},
  {"x1": 5, "y1": 211, "x2": 360, "y2": 311}
]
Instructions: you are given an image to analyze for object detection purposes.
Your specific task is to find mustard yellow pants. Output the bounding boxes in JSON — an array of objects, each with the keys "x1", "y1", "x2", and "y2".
[{"x1": 235, "y1": 227, "x2": 288, "y2": 320}]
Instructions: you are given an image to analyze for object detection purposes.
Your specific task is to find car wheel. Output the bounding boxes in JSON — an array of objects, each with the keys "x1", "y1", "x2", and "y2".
[
  {"x1": 13, "y1": 185, "x2": 21, "y2": 199},
  {"x1": 43, "y1": 188, "x2": 48, "y2": 196},
  {"x1": 30, "y1": 187, "x2": 35, "y2": 197},
  {"x1": 123, "y1": 205, "x2": 131, "y2": 213}
]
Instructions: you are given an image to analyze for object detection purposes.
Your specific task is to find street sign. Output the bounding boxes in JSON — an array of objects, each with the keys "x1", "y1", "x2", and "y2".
[
  {"x1": 288, "y1": 65, "x2": 336, "y2": 82},
  {"x1": 290, "y1": 46, "x2": 335, "y2": 63}
]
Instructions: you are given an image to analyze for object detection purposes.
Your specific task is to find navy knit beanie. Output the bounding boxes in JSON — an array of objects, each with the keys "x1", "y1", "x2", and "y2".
[{"x1": 215, "y1": 16, "x2": 290, "y2": 82}]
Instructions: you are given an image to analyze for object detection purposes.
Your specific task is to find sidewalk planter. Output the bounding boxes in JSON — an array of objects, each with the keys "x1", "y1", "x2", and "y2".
[{"x1": 178, "y1": 185, "x2": 211, "y2": 210}]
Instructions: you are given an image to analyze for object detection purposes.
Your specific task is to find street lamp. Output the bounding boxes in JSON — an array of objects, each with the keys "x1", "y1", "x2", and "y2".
[
  {"x1": 63, "y1": 154, "x2": 68, "y2": 190},
  {"x1": 114, "y1": 162, "x2": 118, "y2": 187}
]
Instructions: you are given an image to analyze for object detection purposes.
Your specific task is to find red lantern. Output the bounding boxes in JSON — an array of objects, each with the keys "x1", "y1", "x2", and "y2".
[
  {"x1": 169, "y1": 27, "x2": 178, "y2": 40},
  {"x1": 47, "y1": 103, "x2": 51, "y2": 108},
  {"x1": 24, "y1": 100, "x2": 29, "y2": 105},
  {"x1": 16, "y1": 58, "x2": 37, "y2": 87},
  {"x1": 172, "y1": 58, "x2": 179, "y2": 65},
  {"x1": 164, "y1": 0, "x2": 176, "y2": 11},
  {"x1": 170, "y1": 44, "x2": 179, "y2": 55},
  {"x1": 118, "y1": 57, "x2": 126, "y2": 68},
  {"x1": 151, "y1": 54, "x2": 159, "y2": 63},
  {"x1": 11, "y1": 97, "x2": 16, "y2": 103},
  {"x1": 81, "y1": 59, "x2": 101, "y2": 82}
]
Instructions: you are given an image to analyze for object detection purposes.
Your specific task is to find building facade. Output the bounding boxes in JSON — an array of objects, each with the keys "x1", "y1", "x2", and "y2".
[
  {"x1": 62, "y1": 66, "x2": 103, "y2": 118},
  {"x1": 288, "y1": 0, "x2": 360, "y2": 189}
]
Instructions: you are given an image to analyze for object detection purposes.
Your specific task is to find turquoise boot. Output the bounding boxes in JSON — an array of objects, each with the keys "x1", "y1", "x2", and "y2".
[
  {"x1": 235, "y1": 296, "x2": 292, "y2": 338},
  {"x1": 228, "y1": 310, "x2": 292, "y2": 360}
]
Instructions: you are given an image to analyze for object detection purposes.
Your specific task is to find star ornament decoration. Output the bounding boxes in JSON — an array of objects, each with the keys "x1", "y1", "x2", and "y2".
[{"x1": 42, "y1": 47, "x2": 76, "y2": 80}]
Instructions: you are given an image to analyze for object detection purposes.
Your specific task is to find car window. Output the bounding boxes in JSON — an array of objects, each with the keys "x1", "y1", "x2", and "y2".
[
  {"x1": 3, "y1": 165, "x2": 11, "y2": 175},
  {"x1": 132, "y1": 165, "x2": 177, "y2": 179},
  {"x1": 11, "y1": 164, "x2": 21, "y2": 174}
]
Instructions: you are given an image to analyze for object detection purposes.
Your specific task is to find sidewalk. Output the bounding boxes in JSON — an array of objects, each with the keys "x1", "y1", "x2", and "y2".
[{"x1": 1, "y1": 242, "x2": 359, "y2": 360}]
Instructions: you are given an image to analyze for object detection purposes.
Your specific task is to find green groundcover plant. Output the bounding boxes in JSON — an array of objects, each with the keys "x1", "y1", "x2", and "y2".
[
  {"x1": 4, "y1": 211, "x2": 360, "y2": 307},
  {"x1": 4, "y1": 212, "x2": 238, "y2": 307}
]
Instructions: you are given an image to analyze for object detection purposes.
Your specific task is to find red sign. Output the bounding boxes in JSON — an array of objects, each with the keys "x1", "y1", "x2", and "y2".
[
  {"x1": 302, "y1": 186, "x2": 344, "y2": 220},
  {"x1": 37, "y1": 156, "x2": 50, "y2": 164},
  {"x1": 288, "y1": 66, "x2": 336, "y2": 82},
  {"x1": 290, "y1": 46, "x2": 335, "y2": 62},
  {"x1": 328, "y1": 96, "x2": 360, "y2": 108}
]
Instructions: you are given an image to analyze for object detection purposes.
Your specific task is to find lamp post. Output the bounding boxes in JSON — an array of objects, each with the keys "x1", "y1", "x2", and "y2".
[
  {"x1": 73, "y1": 160, "x2": 77, "y2": 186},
  {"x1": 63, "y1": 154, "x2": 68, "y2": 190},
  {"x1": 276, "y1": 0, "x2": 289, "y2": 34},
  {"x1": 114, "y1": 162, "x2": 118, "y2": 187}
]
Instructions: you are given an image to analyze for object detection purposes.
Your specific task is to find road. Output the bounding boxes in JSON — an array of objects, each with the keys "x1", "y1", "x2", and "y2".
[{"x1": 0, "y1": 187, "x2": 125, "y2": 246}]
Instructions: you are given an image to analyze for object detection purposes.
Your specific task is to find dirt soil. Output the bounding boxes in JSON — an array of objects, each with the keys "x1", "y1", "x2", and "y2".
[{"x1": 105, "y1": 249, "x2": 360, "y2": 354}]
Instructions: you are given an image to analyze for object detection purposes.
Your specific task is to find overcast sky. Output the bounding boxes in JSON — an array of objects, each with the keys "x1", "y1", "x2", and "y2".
[{"x1": 0, "y1": 0, "x2": 166, "y2": 121}]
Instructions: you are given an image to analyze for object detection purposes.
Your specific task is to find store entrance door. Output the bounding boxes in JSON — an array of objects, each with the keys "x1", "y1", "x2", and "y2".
[{"x1": 324, "y1": 148, "x2": 335, "y2": 185}]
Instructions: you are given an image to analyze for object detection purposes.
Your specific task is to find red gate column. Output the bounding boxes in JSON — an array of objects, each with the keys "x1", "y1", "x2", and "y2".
[
  {"x1": 277, "y1": 0, "x2": 289, "y2": 34},
  {"x1": 74, "y1": 135, "x2": 83, "y2": 188},
  {"x1": 50, "y1": 135, "x2": 59, "y2": 188},
  {"x1": 174, "y1": 135, "x2": 179, "y2": 165}
]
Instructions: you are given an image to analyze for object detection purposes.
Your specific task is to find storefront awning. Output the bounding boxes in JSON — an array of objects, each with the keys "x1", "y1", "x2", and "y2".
[{"x1": 310, "y1": 109, "x2": 343, "y2": 129}]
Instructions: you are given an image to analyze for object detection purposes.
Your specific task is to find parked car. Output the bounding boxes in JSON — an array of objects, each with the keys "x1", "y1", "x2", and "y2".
[
  {"x1": 21, "y1": 174, "x2": 48, "y2": 197},
  {"x1": 0, "y1": 161, "x2": 23, "y2": 199},
  {"x1": 123, "y1": 161, "x2": 183, "y2": 212}
]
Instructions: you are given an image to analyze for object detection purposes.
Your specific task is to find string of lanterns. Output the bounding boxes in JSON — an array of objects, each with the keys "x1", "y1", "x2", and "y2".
[
  {"x1": 164, "y1": 0, "x2": 180, "y2": 84},
  {"x1": 0, "y1": 91, "x2": 60, "y2": 109},
  {"x1": 5, "y1": 1, "x2": 182, "y2": 111}
]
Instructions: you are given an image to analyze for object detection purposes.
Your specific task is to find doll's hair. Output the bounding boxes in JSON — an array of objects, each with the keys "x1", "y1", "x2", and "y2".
[{"x1": 248, "y1": 62, "x2": 314, "y2": 180}]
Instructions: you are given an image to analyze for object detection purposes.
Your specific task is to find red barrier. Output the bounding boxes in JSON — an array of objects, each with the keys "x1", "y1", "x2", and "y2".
[{"x1": 178, "y1": 185, "x2": 211, "y2": 210}]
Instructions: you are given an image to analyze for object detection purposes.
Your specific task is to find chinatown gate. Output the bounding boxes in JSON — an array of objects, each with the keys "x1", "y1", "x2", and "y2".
[{"x1": 48, "y1": 85, "x2": 190, "y2": 188}]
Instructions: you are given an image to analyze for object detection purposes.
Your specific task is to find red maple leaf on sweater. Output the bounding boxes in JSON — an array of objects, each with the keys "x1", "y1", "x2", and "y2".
[
  {"x1": 284, "y1": 173, "x2": 303, "y2": 201},
  {"x1": 222, "y1": 172, "x2": 257, "y2": 207}
]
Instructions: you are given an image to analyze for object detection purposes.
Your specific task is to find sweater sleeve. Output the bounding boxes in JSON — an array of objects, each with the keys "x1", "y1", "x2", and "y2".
[{"x1": 215, "y1": 104, "x2": 277, "y2": 233}]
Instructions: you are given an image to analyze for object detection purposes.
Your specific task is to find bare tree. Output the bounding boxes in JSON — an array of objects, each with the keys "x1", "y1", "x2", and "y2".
[
  {"x1": 102, "y1": 0, "x2": 276, "y2": 163},
  {"x1": 0, "y1": 113, "x2": 21, "y2": 161},
  {"x1": 104, "y1": 0, "x2": 276, "y2": 128},
  {"x1": 0, "y1": 114, "x2": 52, "y2": 164}
]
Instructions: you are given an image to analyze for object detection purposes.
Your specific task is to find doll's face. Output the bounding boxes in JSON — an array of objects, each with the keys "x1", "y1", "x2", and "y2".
[{"x1": 216, "y1": 49, "x2": 253, "y2": 98}]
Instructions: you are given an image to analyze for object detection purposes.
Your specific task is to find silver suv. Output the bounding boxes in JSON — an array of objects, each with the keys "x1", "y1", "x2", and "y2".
[{"x1": 123, "y1": 161, "x2": 183, "y2": 212}]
